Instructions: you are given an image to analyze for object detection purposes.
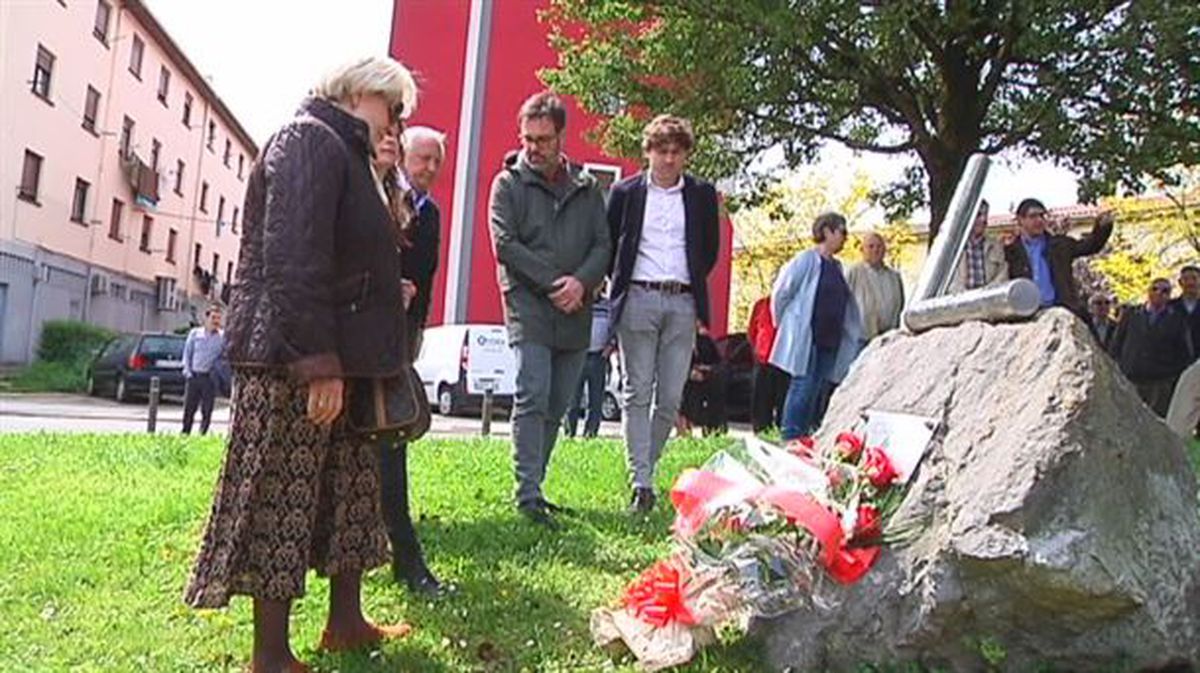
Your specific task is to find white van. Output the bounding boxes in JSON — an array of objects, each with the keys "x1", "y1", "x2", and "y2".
[{"x1": 414, "y1": 324, "x2": 517, "y2": 416}]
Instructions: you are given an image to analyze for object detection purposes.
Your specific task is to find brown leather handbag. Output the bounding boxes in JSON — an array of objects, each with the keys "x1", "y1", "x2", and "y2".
[{"x1": 346, "y1": 366, "x2": 431, "y2": 445}]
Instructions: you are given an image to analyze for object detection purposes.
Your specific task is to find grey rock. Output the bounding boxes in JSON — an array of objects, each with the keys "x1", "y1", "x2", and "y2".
[{"x1": 758, "y1": 309, "x2": 1200, "y2": 672}]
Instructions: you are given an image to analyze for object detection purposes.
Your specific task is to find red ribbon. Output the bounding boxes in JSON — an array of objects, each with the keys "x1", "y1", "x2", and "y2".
[
  {"x1": 671, "y1": 470, "x2": 881, "y2": 584},
  {"x1": 670, "y1": 468, "x2": 743, "y2": 537},
  {"x1": 621, "y1": 558, "x2": 698, "y2": 627}
]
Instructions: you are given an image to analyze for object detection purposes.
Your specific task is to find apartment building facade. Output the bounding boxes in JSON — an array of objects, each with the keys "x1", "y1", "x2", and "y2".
[{"x1": 0, "y1": 0, "x2": 256, "y2": 364}]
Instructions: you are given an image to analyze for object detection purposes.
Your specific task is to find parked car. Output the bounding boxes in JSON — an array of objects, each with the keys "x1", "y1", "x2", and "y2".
[
  {"x1": 414, "y1": 324, "x2": 517, "y2": 416},
  {"x1": 715, "y1": 332, "x2": 754, "y2": 423},
  {"x1": 86, "y1": 332, "x2": 187, "y2": 403}
]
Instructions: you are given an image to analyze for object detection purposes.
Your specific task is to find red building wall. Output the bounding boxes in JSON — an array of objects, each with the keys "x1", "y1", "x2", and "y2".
[{"x1": 389, "y1": 0, "x2": 732, "y2": 336}]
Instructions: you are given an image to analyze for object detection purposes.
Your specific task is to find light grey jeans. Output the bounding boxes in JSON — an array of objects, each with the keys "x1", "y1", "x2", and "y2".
[
  {"x1": 617, "y1": 285, "x2": 697, "y2": 489},
  {"x1": 511, "y1": 341, "x2": 587, "y2": 505}
]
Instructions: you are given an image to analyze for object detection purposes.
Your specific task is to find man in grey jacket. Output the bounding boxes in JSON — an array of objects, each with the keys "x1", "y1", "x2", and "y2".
[{"x1": 489, "y1": 91, "x2": 611, "y2": 526}]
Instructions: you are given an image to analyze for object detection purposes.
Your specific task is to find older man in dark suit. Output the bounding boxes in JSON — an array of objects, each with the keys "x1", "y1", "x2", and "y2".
[{"x1": 606, "y1": 114, "x2": 720, "y2": 513}]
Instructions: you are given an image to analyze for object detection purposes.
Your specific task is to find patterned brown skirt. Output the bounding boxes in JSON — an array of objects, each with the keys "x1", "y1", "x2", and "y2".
[{"x1": 184, "y1": 368, "x2": 389, "y2": 608}]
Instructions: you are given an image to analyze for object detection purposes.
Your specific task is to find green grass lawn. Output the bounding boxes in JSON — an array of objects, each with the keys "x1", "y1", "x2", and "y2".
[{"x1": 0, "y1": 433, "x2": 763, "y2": 672}]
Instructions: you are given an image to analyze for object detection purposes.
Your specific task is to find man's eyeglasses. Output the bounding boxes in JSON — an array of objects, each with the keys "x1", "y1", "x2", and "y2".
[
  {"x1": 1151, "y1": 286, "x2": 1172, "y2": 294},
  {"x1": 1022, "y1": 210, "x2": 1048, "y2": 219}
]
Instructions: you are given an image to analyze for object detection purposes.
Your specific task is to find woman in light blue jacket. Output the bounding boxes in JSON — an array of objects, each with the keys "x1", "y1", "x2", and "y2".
[{"x1": 769, "y1": 213, "x2": 866, "y2": 440}]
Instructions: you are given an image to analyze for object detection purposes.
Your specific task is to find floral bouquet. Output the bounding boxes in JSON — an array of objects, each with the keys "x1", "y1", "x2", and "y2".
[{"x1": 592, "y1": 414, "x2": 936, "y2": 671}]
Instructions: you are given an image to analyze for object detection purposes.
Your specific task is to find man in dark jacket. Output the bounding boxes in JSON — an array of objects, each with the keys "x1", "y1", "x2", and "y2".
[
  {"x1": 1086, "y1": 293, "x2": 1118, "y2": 352},
  {"x1": 488, "y1": 92, "x2": 611, "y2": 526},
  {"x1": 1003, "y1": 198, "x2": 1113, "y2": 316},
  {"x1": 1112, "y1": 278, "x2": 1192, "y2": 416},
  {"x1": 379, "y1": 124, "x2": 446, "y2": 597},
  {"x1": 606, "y1": 114, "x2": 720, "y2": 513},
  {"x1": 1170, "y1": 265, "x2": 1200, "y2": 361}
]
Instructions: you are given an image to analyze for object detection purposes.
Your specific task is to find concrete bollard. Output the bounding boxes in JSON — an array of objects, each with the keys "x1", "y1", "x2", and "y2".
[
  {"x1": 147, "y1": 376, "x2": 160, "y2": 434},
  {"x1": 480, "y1": 384, "x2": 494, "y2": 437}
]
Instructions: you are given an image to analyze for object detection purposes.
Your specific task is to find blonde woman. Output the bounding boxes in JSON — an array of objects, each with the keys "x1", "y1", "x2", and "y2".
[{"x1": 184, "y1": 57, "x2": 418, "y2": 673}]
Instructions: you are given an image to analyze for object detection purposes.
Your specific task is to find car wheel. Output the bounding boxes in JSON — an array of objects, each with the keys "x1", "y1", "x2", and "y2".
[
  {"x1": 602, "y1": 392, "x2": 621, "y2": 422},
  {"x1": 115, "y1": 375, "x2": 130, "y2": 404},
  {"x1": 437, "y1": 384, "x2": 458, "y2": 416}
]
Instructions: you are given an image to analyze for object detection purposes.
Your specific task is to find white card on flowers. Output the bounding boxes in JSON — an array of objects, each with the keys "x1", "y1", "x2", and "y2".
[{"x1": 862, "y1": 410, "x2": 938, "y2": 483}]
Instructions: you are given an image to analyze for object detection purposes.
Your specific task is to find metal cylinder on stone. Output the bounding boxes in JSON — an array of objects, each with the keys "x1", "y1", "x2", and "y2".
[
  {"x1": 908, "y1": 154, "x2": 992, "y2": 306},
  {"x1": 903, "y1": 278, "x2": 1042, "y2": 333}
]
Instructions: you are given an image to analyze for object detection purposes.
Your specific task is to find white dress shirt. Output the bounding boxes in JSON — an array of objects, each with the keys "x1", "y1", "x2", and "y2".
[{"x1": 631, "y1": 176, "x2": 691, "y2": 284}]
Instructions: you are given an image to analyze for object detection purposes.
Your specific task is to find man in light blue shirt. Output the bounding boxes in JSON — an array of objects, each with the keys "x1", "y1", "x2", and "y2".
[
  {"x1": 182, "y1": 305, "x2": 225, "y2": 435},
  {"x1": 1003, "y1": 197, "x2": 1113, "y2": 316},
  {"x1": 1020, "y1": 233, "x2": 1056, "y2": 306}
]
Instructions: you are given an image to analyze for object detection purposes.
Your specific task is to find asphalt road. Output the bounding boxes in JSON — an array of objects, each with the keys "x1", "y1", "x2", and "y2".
[{"x1": 0, "y1": 392, "x2": 625, "y2": 437}]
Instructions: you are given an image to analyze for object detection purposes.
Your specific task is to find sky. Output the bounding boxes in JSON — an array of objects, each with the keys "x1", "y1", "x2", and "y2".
[
  {"x1": 144, "y1": 0, "x2": 1083, "y2": 220},
  {"x1": 144, "y1": 0, "x2": 395, "y2": 146}
]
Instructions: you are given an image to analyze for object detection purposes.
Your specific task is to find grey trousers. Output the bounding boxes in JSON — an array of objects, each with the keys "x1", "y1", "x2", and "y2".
[
  {"x1": 617, "y1": 285, "x2": 697, "y2": 489},
  {"x1": 512, "y1": 341, "x2": 587, "y2": 505}
]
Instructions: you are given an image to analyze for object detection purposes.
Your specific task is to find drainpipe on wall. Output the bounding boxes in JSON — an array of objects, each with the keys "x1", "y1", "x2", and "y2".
[{"x1": 82, "y1": 2, "x2": 127, "y2": 325}]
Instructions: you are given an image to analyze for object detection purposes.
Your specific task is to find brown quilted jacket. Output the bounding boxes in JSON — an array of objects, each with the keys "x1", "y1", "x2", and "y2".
[{"x1": 225, "y1": 97, "x2": 408, "y2": 382}]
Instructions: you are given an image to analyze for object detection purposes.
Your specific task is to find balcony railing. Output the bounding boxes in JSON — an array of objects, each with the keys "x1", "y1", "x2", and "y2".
[{"x1": 121, "y1": 152, "x2": 160, "y2": 208}]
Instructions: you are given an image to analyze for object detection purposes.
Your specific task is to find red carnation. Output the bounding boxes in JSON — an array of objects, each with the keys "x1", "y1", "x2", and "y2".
[
  {"x1": 787, "y1": 436, "x2": 817, "y2": 460},
  {"x1": 835, "y1": 432, "x2": 865, "y2": 461},
  {"x1": 854, "y1": 504, "x2": 882, "y2": 541},
  {"x1": 862, "y1": 447, "x2": 899, "y2": 489}
]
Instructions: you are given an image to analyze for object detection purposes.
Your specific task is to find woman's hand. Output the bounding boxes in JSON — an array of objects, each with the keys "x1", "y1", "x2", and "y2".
[
  {"x1": 307, "y1": 377, "x2": 345, "y2": 425},
  {"x1": 401, "y1": 280, "x2": 417, "y2": 310}
]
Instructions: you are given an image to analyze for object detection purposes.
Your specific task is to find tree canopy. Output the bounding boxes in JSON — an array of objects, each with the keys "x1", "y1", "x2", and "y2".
[{"x1": 542, "y1": 0, "x2": 1200, "y2": 238}]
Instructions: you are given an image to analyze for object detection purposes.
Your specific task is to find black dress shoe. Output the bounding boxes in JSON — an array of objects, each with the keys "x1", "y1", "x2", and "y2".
[
  {"x1": 628, "y1": 487, "x2": 656, "y2": 514},
  {"x1": 405, "y1": 570, "x2": 442, "y2": 598},
  {"x1": 518, "y1": 501, "x2": 560, "y2": 528},
  {"x1": 537, "y1": 498, "x2": 575, "y2": 515},
  {"x1": 392, "y1": 554, "x2": 442, "y2": 597}
]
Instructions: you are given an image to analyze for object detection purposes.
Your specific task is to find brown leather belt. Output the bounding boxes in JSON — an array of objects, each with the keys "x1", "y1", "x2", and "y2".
[{"x1": 631, "y1": 279, "x2": 692, "y2": 295}]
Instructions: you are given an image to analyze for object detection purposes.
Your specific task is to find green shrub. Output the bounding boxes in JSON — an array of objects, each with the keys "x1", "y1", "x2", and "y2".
[
  {"x1": 3, "y1": 360, "x2": 89, "y2": 393},
  {"x1": 36, "y1": 320, "x2": 116, "y2": 366}
]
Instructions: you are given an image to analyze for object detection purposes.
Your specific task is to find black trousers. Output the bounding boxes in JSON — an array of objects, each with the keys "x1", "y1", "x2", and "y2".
[
  {"x1": 377, "y1": 441, "x2": 427, "y2": 568},
  {"x1": 182, "y1": 372, "x2": 216, "y2": 435},
  {"x1": 751, "y1": 361, "x2": 789, "y2": 433}
]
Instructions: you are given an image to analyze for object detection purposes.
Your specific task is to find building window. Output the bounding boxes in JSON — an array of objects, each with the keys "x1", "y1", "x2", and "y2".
[
  {"x1": 70, "y1": 178, "x2": 90, "y2": 223},
  {"x1": 82, "y1": 86, "x2": 101, "y2": 133},
  {"x1": 212, "y1": 252, "x2": 220, "y2": 278},
  {"x1": 194, "y1": 243, "x2": 202, "y2": 269},
  {"x1": 223, "y1": 139, "x2": 232, "y2": 167},
  {"x1": 217, "y1": 196, "x2": 226, "y2": 235},
  {"x1": 182, "y1": 93, "x2": 193, "y2": 127},
  {"x1": 200, "y1": 182, "x2": 209, "y2": 212},
  {"x1": 166, "y1": 228, "x2": 178, "y2": 263},
  {"x1": 19, "y1": 150, "x2": 43, "y2": 203},
  {"x1": 108, "y1": 198, "x2": 123, "y2": 241},
  {"x1": 157, "y1": 66, "x2": 170, "y2": 105},
  {"x1": 207, "y1": 121, "x2": 215, "y2": 150},
  {"x1": 231, "y1": 206, "x2": 240, "y2": 234},
  {"x1": 139, "y1": 215, "x2": 153, "y2": 252},
  {"x1": 174, "y1": 160, "x2": 185, "y2": 195},
  {"x1": 150, "y1": 138, "x2": 161, "y2": 172},
  {"x1": 238, "y1": 154, "x2": 245, "y2": 180},
  {"x1": 129, "y1": 34, "x2": 144, "y2": 79},
  {"x1": 119, "y1": 116, "x2": 134, "y2": 158},
  {"x1": 32, "y1": 45, "x2": 54, "y2": 101},
  {"x1": 94, "y1": 1, "x2": 112, "y2": 44},
  {"x1": 226, "y1": 260, "x2": 234, "y2": 285}
]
